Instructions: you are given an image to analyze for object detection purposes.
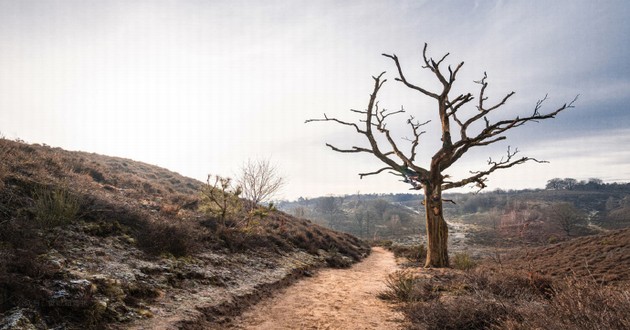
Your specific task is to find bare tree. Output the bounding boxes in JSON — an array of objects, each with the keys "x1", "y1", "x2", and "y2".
[
  {"x1": 238, "y1": 159, "x2": 285, "y2": 208},
  {"x1": 307, "y1": 43, "x2": 577, "y2": 267},
  {"x1": 547, "y1": 202, "x2": 585, "y2": 237}
]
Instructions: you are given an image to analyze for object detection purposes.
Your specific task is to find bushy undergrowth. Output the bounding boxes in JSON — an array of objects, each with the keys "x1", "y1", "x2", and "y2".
[
  {"x1": 136, "y1": 218, "x2": 202, "y2": 257},
  {"x1": 503, "y1": 278, "x2": 630, "y2": 329},
  {"x1": 451, "y1": 252, "x2": 478, "y2": 271},
  {"x1": 0, "y1": 138, "x2": 371, "y2": 328},
  {"x1": 379, "y1": 270, "x2": 434, "y2": 302},
  {"x1": 381, "y1": 267, "x2": 630, "y2": 330},
  {"x1": 31, "y1": 185, "x2": 79, "y2": 228},
  {"x1": 389, "y1": 243, "x2": 427, "y2": 263}
]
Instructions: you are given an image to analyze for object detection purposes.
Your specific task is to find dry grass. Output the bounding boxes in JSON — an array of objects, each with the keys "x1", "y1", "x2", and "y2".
[
  {"x1": 376, "y1": 221, "x2": 630, "y2": 329},
  {"x1": 451, "y1": 252, "x2": 478, "y2": 271},
  {"x1": 382, "y1": 250, "x2": 630, "y2": 330},
  {"x1": 498, "y1": 228, "x2": 630, "y2": 284},
  {"x1": 0, "y1": 138, "x2": 370, "y2": 328},
  {"x1": 388, "y1": 243, "x2": 427, "y2": 264}
]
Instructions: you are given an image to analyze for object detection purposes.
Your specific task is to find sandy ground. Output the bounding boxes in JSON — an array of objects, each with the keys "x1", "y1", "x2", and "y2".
[{"x1": 229, "y1": 247, "x2": 405, "y2": 330}]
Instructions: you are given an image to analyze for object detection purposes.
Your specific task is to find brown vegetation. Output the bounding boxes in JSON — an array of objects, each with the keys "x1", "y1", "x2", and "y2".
[
  {"x1": 380, "y1": 226, "x2": 630, "y2": 329},
  {"x1": 497, "y1": 228, "x2": 630, "y2": 284},
  {"x1": 0, "y1": 138, "x2": 369, "y2": 329}
]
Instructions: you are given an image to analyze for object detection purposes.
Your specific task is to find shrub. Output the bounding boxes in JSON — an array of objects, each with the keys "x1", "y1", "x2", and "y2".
[
  {"x1": 136, "y1": 219, "x2": 201, "y2": 257},
  {"x1": 370, "y1": 239, "x2": 393, "y2": 248},
  {"x1": 452, "y1": 252, "x2": 477, "y2": 271},
  {"x1": 390, "y1": 244, "x2": 426, "y2": 263},
  {"x1": 31, "y1": 185, "x2": 79, "y2": 228},
  {"x1": 404, "y1": 296, "x2": 509, "y2": 330},
  {"x1": 506, "y1": 278, "x2": 630, "y2": 329},
  {"x1": 379, "y1": 271, "x2": 421, "y2": 302},
  {"x1": 389, "y1": 265, "x2": 630, "y2": 330},
  {"x1": 324, "y1": 247, "x2": 353, "y2": 268},
  {"x1": 199, "y1": 175, "x2": 243, "y2": 225},
  {"x1": 465, "y1": 269, "x2": 553, "y2": 300}
]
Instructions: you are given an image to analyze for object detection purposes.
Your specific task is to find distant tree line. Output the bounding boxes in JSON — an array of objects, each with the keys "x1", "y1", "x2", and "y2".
[
  {"x1": 545, "y1": 178, "x2": 604, "y2": 190},
  {"x1": 278, "y1": 180, "x2": 630, "y2": 241},
  {"x1": 278, "y1": 195, "x2": 423, "y2": 239}
]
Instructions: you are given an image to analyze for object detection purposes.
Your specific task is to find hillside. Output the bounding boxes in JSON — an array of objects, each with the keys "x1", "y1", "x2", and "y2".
[
  {"x1": 496, "y1": 227, "x2": 630, "y2": 284},
  {"x1": 377, "y1": 227, "x2": 630, "y2": 330},
  {"x1": 0, "y1": 138, "x2": 370, "y2": 329}
]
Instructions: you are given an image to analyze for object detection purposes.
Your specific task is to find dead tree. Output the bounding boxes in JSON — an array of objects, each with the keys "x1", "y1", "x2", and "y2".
[{"x1": 306, "y1": 43, "x2": 577, "y2": 267}]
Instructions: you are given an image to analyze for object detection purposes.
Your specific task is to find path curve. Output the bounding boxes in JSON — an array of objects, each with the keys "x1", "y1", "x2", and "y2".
[{"x1": 229, "y1": 247, "x2": 404, "y2": 329}]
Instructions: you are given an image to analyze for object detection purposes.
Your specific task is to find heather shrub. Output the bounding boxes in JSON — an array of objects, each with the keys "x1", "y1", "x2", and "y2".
[
  {"x1": 503, "y1": 278, "x2": 630, "y2": 330},
  {"x1": 452, "y1": 252, "x2": 477, "y2": 271},
  {"x1": 136, "y1": 218, "x2": 201, "y2": 257},
  {"x1": 389, "y1": 243, "x2": 426, "y2": 263},
  {"x1": 466, "y1": 269, "x2": 553, "y2": 300},
  {"x1": 387, "y1": 265, "x2": 630, "y2": 330},
  {"x1": 31, "y1": 185, "x2": 79, "y2": 228},
  {"x1": 405, "y1": 296, "x2": 509, "y2": 330},
  {"x1": 324, "y1": 247, "x2": 353, "y2": 268},
  {"x1": 379, "y1": 270, "x2": 437, "y2": 302}
]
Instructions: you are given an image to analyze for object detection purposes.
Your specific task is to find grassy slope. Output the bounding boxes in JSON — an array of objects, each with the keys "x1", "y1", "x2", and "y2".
[
  {"x1": 380, "y1": 228, "x2": 630, "y2": 330},
  {"x1": 0, "y1": 139, "x2": 369, "y2": 329},
  {"x1": 497, "y1": 227, "x2": 630, "y2": 284}
]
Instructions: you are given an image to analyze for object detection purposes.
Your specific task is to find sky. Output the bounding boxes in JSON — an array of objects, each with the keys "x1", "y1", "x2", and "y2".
[{"x1": 1, "y1": 0, "x2": 629, "y2": 200}]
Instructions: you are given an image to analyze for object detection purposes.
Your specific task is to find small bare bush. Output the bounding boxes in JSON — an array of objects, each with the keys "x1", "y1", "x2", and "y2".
[{"x1": 238, "y1": 158, "x2": 285, "y2": 208}]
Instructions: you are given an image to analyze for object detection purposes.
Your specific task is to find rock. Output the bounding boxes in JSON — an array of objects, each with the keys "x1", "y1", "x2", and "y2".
[{"x1": 0, "y1": 308, "x2": 47, "y2": 330}]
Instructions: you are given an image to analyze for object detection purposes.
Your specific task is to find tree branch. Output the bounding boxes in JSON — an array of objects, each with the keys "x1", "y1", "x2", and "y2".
[
  {"x1": 305, "y1": 113, "x2": 366, "y2": 135},
  {"x1": 359, "y1": 167, "x2": 393, "y2": 179},
  {"x1": 325, "y1": 143, "x2": 373, "y2": 153},
  {"x1": 442, "y1": 146, "x2": 547, "y2": 191},
  {"x1": 306, "y1": 71, "x2": 430, "y2": 186},
  {"x1": 382, "y1": 51, "x2": 439, "y2": 99}
]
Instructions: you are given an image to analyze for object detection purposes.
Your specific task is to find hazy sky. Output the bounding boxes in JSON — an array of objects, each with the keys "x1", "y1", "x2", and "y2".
[{"x1": 1, "y1": 0, "x2": 629, "y2": 200}]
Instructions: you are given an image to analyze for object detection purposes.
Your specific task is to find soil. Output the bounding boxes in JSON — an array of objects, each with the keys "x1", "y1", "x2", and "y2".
[{"x1": 228, "y1": 247, "x2": 405, "y2": 330}]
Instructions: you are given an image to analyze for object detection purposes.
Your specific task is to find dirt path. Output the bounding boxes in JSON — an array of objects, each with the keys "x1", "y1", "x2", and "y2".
[{"x1": 229, "y1": 247, "x2": 405, "y2": 330}]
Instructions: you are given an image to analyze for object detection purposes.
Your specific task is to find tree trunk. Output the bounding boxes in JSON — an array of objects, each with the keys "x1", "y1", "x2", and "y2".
[{"x1": 423, "y1": 185, "x2": 449, "y2": 268}]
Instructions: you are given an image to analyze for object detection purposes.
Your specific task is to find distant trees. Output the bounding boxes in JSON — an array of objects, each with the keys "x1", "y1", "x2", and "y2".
[
  {"x1": 546, "y1": 178, "x2": 578, "y2": 190},
  {"x1": 546, "y1": 178, "x2": 604, "y2": 191},
  {"x1": 291, "y1": 205, "x2": 308, "y2": 218},
  {"x1": 315, "y1": 196, "x2": 346, "y2": 230},
  {"x1": 238, "y1": 159, "x2": 285, "y2": 208},
  {"x1": 352, "y1": 204, "x2": 374, "y2": 238},
  {"x1": 308, "y1": 43, "x2": 576, "y2": 267},
  {"x1": 546, "y1": 202, "x2": 586, "y2": 236}
]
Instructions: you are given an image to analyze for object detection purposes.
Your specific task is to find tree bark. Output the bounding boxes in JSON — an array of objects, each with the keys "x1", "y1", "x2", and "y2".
[{"x1": 423, "y1": 184, "x2": 449, "y2": 268}]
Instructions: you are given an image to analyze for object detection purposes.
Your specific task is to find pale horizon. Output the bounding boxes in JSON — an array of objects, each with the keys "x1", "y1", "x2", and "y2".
[{"x1": 1, "y1": 0, "x2": 629, "y2": 200}]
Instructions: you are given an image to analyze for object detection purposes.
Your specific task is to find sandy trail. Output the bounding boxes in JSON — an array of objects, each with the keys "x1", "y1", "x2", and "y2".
[{"x1": 229, "y1": 247, "x2": 404, "y2": 330}]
